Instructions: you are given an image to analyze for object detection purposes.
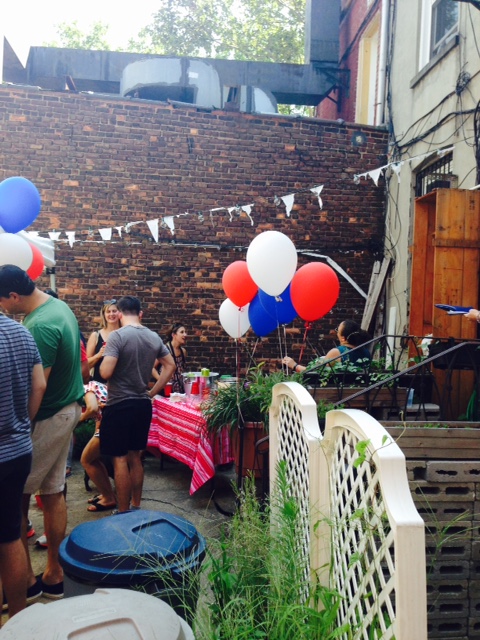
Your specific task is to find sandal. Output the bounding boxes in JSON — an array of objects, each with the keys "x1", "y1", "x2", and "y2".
[
  {"x1": 87, "y1": 501, "x2": 116, "y2": 512},
  {"x1": 87, "y1": 494, "x2": 102, "y2": 504}
]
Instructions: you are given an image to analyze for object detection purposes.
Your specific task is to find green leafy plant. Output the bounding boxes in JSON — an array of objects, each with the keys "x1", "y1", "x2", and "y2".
[
  {"x1": 202, "y1": 364, "x2": 302, "y2": 434},
  {"x1": 194, "y1": 464, "x2": 349, "y2": 639},
  {"x1": 72, "y1": 419, "x2": 95, "y2": 459}
]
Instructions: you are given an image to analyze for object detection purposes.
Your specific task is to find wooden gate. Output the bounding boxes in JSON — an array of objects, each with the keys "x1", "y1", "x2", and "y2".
[{"x1": 410, "y1": 188, "x2": 480, "y2": 418}]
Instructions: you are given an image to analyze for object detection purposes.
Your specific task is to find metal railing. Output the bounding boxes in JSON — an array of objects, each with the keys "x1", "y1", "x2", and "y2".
[
  {"x1": 303, "y1": 334, "x2": 480, "y2": 420},
  {"x1": 269, "y1": 381, "x2": 427, "y2": 640}
]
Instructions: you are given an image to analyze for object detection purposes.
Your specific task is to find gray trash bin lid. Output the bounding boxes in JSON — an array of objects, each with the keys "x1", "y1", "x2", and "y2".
[{"x1": 0, "y1": 588, "x2": 195, "y2": 639}]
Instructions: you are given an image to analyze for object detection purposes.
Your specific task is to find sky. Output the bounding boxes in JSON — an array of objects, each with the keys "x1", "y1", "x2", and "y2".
[{"x1": 3, "y1": 1, "x2": 161, "y2": 65}]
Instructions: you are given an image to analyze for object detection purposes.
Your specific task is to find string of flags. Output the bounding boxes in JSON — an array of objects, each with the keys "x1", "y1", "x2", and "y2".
[
  {"x1": 353, "y1": 146, "x2": 455, "y2": 186},
  {"x1": 31, "y1": 184, "x2": 325, "y2": 247}
]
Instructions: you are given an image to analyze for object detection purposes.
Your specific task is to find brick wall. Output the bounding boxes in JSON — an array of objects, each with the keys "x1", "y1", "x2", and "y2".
[{"x1": 0, "y1": 85, "x2": 388, "y2": 374}]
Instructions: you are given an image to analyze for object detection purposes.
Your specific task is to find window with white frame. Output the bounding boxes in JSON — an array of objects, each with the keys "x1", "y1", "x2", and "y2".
[{"x1": 419, "y1": 0, "x2": 458, "y2": 69}]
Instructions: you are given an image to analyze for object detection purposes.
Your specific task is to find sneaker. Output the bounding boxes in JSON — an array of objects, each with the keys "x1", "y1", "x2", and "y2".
[
  {"x1": 35, "y1": 533, "x2": 48, "y2": 548},
  {"x1": 2, "y1": 577, "x2": 43, "y2": 611},
  {"x1": 36, "y1": 574, "x2": 63, "y2": 600},
  {"x1": 26, "y1": 519, "x2": 35, "y2": 539}
]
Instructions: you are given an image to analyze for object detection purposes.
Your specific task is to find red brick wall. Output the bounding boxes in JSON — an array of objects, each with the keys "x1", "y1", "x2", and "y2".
[{"x1": 0, "y1": 86, "x2": 387, "y2": 375}]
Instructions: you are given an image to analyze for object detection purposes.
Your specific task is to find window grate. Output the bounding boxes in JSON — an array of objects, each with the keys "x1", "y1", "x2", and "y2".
[{"x1": 415, "y1": 152, "x2": 454, "y2": 197}]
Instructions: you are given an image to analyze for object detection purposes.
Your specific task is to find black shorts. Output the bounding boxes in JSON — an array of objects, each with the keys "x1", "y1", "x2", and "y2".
[
  {"x1": 0, "y1": 453, "x2": 32, "y2": 543},
  {"x1": 99, "y1": 399, "x2": 152, "y2": 457}
]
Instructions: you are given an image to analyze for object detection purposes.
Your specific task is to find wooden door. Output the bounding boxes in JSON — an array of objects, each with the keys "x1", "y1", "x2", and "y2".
[{"x1": 410, "y1": 189, "x2": 480, "y2": 419}]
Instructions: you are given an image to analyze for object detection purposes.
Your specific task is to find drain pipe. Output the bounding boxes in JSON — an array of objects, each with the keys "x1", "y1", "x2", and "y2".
[{"x1": 375, "y1": 0, "x2": 390, "y2": 125}]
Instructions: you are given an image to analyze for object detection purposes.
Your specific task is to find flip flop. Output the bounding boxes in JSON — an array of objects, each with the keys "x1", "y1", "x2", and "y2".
[
  {"x1": 87, "y1": 502, "x2": 117, "y2": 512},
  {"x1": 87, "y1": 494, "x2": 102, "y2": 504}
]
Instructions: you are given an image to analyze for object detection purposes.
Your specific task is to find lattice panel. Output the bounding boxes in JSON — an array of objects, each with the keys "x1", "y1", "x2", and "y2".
[
  {"x1": 274, "y1": 394, "x2": 312, "y2": 593},
  {"x1": 329, "y1": 428, "x2": 396, "y2": 639},
  {"x1": 269, "y1": 386, "x2": 426, "y2": 640}
]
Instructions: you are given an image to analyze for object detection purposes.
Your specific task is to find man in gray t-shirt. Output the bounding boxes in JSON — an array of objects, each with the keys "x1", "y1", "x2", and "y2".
[{"x1": 100, "y1": 296, "x2": 175, "y2": 512}]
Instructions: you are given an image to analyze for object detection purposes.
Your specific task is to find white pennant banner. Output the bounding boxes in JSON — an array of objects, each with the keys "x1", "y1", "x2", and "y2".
[
  {"x1": 99, "y1": 228, "x2": 112, "y2": 241},
  {"x1": 368, "y1": 168, "x2": 383, "y2": 186},
  {"x1": 146, "y1": 219, "x2": 159, "y2": 243},
  {"x1": 65, "y1": 231, "x2": 75, "y2": 247},
  {"x1": 48, "y1": 231, "x2": 61, "y2": 241},
  {"x1": 163, "y1": 216, "x2": 175, "y2": 235},
  {"x1": 310, "y1": 185, "x2": 324, "y2": 209},
  {"x1": 241, "y1": 204, "x2": 254, "y2": 225},
  {"x1": 281, "y1": 193, "x2": 295, "y2": 217},
  {"x1": 115, "y1": 226, "x2": 123, "y2": 238}
]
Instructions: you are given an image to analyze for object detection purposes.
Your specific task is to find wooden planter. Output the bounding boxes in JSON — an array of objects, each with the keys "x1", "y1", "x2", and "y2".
[
  {"x1": 310, "y1": 386, "x2": 408, "y2": 412},
  {"x1": 231, "y1": 421, "x2": 267, "y2": 479}
]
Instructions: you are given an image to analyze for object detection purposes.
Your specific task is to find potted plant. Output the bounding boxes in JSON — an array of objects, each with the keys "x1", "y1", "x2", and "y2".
[{"x1": 202, "y1": 365, "x2": 302, "y2": 477}]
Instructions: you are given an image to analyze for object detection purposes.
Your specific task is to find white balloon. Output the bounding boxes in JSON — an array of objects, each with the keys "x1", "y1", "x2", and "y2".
[
  {"x1": 246, "y1": 231, "x2": 298, "y2": 296},
  {"x1": 0, "y1": 233, "x2": 33, "y2": 270},
  {"x1": 219, "y1": 299, "x2": 251, "y2": 339}
]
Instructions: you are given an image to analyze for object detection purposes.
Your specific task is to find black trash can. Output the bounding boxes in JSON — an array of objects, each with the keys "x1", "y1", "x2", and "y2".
[{"x1": 59, "y1": 510, "x2": 206, "y2": 624}]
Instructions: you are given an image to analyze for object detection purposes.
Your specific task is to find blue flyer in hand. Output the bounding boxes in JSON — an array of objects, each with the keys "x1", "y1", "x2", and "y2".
[{"x1": 435, "y1": 304, "x2": 473, "y2": 315}]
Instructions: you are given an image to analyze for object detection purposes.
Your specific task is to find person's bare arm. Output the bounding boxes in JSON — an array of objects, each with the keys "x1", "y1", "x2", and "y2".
[
  {"x1": 86, "y1": 331, "x2": 105, "y2": 368},
  {"x1": 149, "y1": 354, "x2": 176, "y2": 398},
  {"x1": 28, "y1": 363, "x2": 47, "y2": 421},
  {"x1": 465, "y1": 309, "x2": 480, "y2": 322},
  {"x1": 151, "y1": 359, "x2": 161, "y2": 381},
  {"x1": 79, "y1": 391, "x2": 99, "y2": 422},
  {"x1": 99, "y1": 355, "x2": 118, "y2": 381}
]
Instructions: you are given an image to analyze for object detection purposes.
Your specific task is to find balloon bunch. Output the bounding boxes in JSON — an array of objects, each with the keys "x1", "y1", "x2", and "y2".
[
  {"x1": 0, "y1": 177, "x2": 44, "y2": 279},
  {"x1": 219, "y1": 231, "x2": 340, "y2": 338}
]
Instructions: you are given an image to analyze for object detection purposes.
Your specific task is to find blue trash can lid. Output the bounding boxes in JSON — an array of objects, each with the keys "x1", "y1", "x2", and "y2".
[{"x1": 60, "y1": 510, "x2": 206, "y2": 583}]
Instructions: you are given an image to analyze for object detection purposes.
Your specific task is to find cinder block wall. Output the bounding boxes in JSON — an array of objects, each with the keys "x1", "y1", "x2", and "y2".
[
  {"x1": 386, "y1": 425, "x2": 480, "y2": 640},
  {"x1": 0, "y1": 86, "x2": 388, "y2": 373}
]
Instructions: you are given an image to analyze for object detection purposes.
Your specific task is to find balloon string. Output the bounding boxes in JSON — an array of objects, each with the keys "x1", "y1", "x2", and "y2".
[
  {"x1": 298, "y1": 322, "x2": 311, "y2": 364},
  {"x1": 279, "y1": 324, "x2": 289, "y2": 375}
]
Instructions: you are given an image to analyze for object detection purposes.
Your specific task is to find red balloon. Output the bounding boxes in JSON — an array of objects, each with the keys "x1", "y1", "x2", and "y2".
[
  {"x1": 222, "y1": 260, "x2": 258, "y2": 308},
  {"x1": 27, "y1": 243, "x2": 45, "y2": 280},
  {"x1": 290, "y1": 262, "x2": 340, "y2": 322}
]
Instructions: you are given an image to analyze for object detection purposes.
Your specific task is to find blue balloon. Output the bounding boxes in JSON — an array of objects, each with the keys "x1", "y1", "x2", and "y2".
[
  {"x1": 249, "y1": 293, "x2": 279, "y2": 337},
  {"x1": 258, "y1": 284, "x2": 297, "y2": 325},
  {"x1": 0, "y1": 177, "x2": 41, "y2": 233}
]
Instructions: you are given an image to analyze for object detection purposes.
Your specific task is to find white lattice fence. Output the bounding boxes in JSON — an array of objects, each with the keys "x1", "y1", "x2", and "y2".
[{"x1": 269, "y1": 382, "x2": 427, "y2": 640}]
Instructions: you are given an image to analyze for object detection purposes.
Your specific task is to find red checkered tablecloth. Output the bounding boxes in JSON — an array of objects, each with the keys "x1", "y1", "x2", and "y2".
[{"x1": 148, "y1": 396, "x2": 233, "y2": 494}]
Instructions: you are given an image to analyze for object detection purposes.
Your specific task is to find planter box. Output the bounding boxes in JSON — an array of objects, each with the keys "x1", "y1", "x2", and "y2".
[
  {"x1": 231, "y1": 422, "x2": 267, "y2": 479},
  {"x1": 309, "y1": 386, "x2": 408, "y2": 412}
]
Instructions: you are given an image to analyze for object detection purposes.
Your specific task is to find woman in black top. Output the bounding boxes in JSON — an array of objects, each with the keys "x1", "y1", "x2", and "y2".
[
  {"x1": 152, "y1": 322, "x2": 187, "y2": 393},
  {"x1": 86, "y1": 300, "x2": 120, "y2": 382}
]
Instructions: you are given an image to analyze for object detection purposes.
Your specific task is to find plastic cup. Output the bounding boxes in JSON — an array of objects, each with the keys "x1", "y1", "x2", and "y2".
[{"x1": 164, "y1": 383, "x2": 172, "y2": 397}]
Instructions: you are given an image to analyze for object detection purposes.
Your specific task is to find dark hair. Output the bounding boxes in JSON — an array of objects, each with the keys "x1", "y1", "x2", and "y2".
[
  {"x1": 168, "y1": 322, "x2": 185, "y2": 339},
  {"x1": 45, "y1": 288, "x2": 59, "y2": 299},
  {"x1": 0, "y1": 265, "x2": 35, "y2": 298},
  {"x1": 339, "y1": 319, "x2": 370, "y2": 347},
  {"x1": 117, "y1": 295, "x2": 141, "y2": 315}
]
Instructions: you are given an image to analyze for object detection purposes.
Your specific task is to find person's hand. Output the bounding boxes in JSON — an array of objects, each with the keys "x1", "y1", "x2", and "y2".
[
  {"x1": 282, "y1": 356, "x2": 296, "y2": 370},
  {"x1": 464, "y1": 309, "x2": 480, "y2": 322}
]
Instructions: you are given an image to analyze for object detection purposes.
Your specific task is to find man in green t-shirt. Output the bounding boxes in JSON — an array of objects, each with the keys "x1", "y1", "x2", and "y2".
[{"x1": 0, "y1": 265, "x2": 84, "y2": 604}]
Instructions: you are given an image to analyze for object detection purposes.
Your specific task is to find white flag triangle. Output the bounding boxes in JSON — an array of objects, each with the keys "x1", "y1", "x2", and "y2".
[
  {"x1": 163, "y1": 216, "x2": 175, "y2": 235},
  {"x1": 281, "y1": 193, "x2": 295, "y2": 217},
  {"x1": 99, "y1": 228, "x2": 112, "y2": 241},
  {"x1": 368, "y1": 168, "x2": 383, "y2": 186},
  {"x1": 65, "y1": 231, "x2": 75, "y2": 247},
  {"x1": 146, "y1": 219, "x2": 159, "y2": 243},
  {"x1": 310, "y1": 185, "x2": 324, "y2": 209},
  {"x1": 48, "y1": 231, "x2": 61, "y2": 241},
  {"x1": 241, "y1": 204, "x2": 254, "y2": 225}
]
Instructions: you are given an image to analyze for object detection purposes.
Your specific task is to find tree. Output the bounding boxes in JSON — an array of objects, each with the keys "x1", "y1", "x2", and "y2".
[
  {"x1": 129, "y1": 0, "x2": 305, "y2": 63},
  {"x1": 46, "y1": 21, "x2": 113, "y2": 51}
]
